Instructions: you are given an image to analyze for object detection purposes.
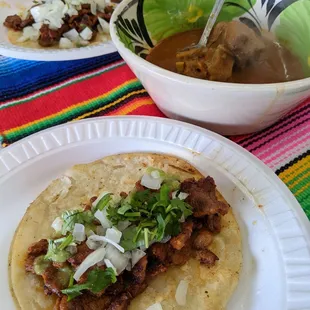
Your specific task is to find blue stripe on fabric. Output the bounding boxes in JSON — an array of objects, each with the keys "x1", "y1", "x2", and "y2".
[{"x1": 0, "y1": 52, "x2": 122, "y2": 103}]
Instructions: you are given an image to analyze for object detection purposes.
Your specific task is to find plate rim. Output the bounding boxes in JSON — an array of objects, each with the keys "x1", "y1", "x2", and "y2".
[{"x1": 1, "y1": 115, "x2": 310, "y2": 309}]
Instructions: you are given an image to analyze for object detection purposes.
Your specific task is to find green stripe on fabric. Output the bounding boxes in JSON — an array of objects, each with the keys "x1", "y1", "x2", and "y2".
[
  {"x1": 4, "y1": 80, "x2": 143, "y2": 141},
  {"x1": 290, "y1": 172, "x2": 310, "y2": 193},
  {"x1": 285, "y1": 167, "x2": 310, "y2": 187},
  {"x1": 0, "y1": 61, "x2": 125, "y2": 110}
]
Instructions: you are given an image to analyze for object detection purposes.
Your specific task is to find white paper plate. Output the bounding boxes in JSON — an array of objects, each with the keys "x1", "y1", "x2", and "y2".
[
  {"x1": 0, "y1": 116, "x2": 310, "y2": 310},
  {"x1": 0, "y1": 0, "x2": 117, "y2": 61}
]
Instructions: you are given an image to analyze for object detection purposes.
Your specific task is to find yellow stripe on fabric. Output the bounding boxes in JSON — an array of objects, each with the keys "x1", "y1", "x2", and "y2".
[
  {"x1": 3, "y1": 79, "x2": 138, "y2": 136},
  {"x1": 112, "y1": 98, "x2": 154, "y2": 115},
  {"x1": 278, "y1": 156, "x2": 310, "y2": 183},
  {"x1": 286, "y1": 169, "x2": 310, "y2": 190},
  {"x1": 73, "y1": 89, "x2": 147, "y2": 120}
]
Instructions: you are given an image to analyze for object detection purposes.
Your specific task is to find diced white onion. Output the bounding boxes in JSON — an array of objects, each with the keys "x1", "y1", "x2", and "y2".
[
  {"x1": 66, "y1": 244, "x2": 77, "y2": 255},
  {"x1": 98, "y1": 17, "x2": 110, "y2": 34},
  {"x1": 77, "y1": 39, "x2": 89, "y2": 46},
  {"x1": 51, "y1": 217, "x2": 63, "y2": 233},
  {"x1": 90, "y1": 1, "x2": 97, "y2": 15},
  {"x1": 175, "y1": 280, "x2": 188, "y2": 306},
  {"x1": 104, "y1": 258, "x2": 117, "y2": 274},
  {"x1": 146, "y1": 303, "x2": 163, "y2": 310},
  {"x1": 92, "y1": 191, "x2": 111, "y2": 208},
  {"x1": 73, "y1": 247, "x2": 106, "y2": 281},
  {"x1": 179, "y1": 214, "x2": 185, "y2": 223},
  {"x1": 96, "y1": 225, "x2": 106, "y2": 236},
  {"x1": 131, "y1": 249, "x2": 146, "y2": 267},
  {"x1": 59, "y1": 37, "x2": 74, "y2": 49},
  {"x1": 141, "y1": 173, "x2": 162, "y2": 190},
  {"x1": 94, "y1": 209, "x2": 112, "y2": 229},
  {"x1": 105, "y1": 227, "x2": 122, "y2": 244},
  {"x1": 172, "y1": 191, "x2": 189, "y2": 200},
  {"x1": 178, "y1": 192, "x2": 189, "y2": 200},
  {"x1": 73, "y1": 223, "x2": 86, "y2": 242},
  {"x1": 32, "y1": 22, "x2": 43, "y2": 30},
  {"x1": 151, "y1": 170, "x2": 161, "y2": 179},
  {"x1": 80, "y1": 27, "x2": 93, "y2": 41},
  {"x1": 104, "y1": 244, "x2": 130, "y2": 275},
  {"x1": 17, "y1": 26, "x2": 39, "y2": 43},
  {"x1": 117, "y1": 220, "x2": 131, "y2": 232},
  {"x1": 88, "y1": 234, "x2": 125, "y2": 253},
  {"x1": 86, "y1": 238, "x2": 103, "y2": 250},
  {"x1": 63, "y1": 28, "x2": 80, "y2": 42}
]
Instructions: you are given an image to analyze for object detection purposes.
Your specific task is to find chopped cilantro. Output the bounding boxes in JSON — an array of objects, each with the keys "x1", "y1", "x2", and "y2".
[{"x1": 61, "y1": 267, "x2": 116, "y2": 301}]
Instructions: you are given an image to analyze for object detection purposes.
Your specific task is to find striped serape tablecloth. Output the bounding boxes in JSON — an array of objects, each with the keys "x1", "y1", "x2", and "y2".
[{"x1": 0, "y1": 52, "x2": 309, "y2": 218}]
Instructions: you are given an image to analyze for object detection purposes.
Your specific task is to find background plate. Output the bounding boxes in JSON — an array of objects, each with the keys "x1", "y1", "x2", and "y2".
[
  {"x1": 0, "y1": 116, "x2": 310, "y2": 309},
  {"x1": 0, "y1": 0, "x2": 117, "y2": 61}
]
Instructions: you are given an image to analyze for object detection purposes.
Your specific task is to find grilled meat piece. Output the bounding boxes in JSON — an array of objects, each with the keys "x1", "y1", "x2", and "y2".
[
  {"x1": 193, "y1": 229, "x2": 213, "y2": 250},
  {"x1": 169, "y1": 244, "x2": 191, "y2": 266},
  {"x1": 25, "y1": 239, "x2": 48, "y2": 273},
  {"x1": 105, "y1": 276, "x2": 124, "y2": 296},
  {"x1": 38, "y1": 24, "x2": 62, "y2": 47},
  {"x1": 68, "y1": 243, "x2": 93, "y2": 268},
  {"x1": 28, "y1": 239, "x2": 48, "y2": 255},
  {"x1": 126, "y1": 281, "x2": 148, "y2": 298},
  {"x1": 107, "y1": 293, "x2": 130, "y2": 310},
  {"x1": 148, "y1": 243, "x2": 168, "y2": 263},
  {"x1": 42, "y1": 265, "x2": 68, "y2": 296},
  {"x1": 131, "y1": 256, "x2": 147, "y2": 284},
  {"x1": 147, "y1": 261, "x2": 168, "y2": 277},
  {"x1": 3, "y1": 15, "x2": 22, "y2": 30},
  {"x1": 170, "y1": 220, "x2": 193, "y2": 250},
  {"x1": 58, "y1": 294, "x2": 113, "y2": 310},
  {"x1": 181, "y1": 177, "x2": 229, "y2": 217},
  {"x1": 205, "y1": 214, "x2": 222, "y2": 233},
  {"x1": 196, "y1": 249, "x2": 219, "y2": 266}
]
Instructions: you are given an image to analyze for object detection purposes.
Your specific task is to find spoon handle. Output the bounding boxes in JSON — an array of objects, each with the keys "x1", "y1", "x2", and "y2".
[{"x1": 198, "y1": 0, "x2": 226, "y2": 47}]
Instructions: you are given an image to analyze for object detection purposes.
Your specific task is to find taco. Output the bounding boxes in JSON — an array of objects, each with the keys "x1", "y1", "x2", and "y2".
[{"x1": 9, "y1": 153, "x2": 242, "y2": 310}]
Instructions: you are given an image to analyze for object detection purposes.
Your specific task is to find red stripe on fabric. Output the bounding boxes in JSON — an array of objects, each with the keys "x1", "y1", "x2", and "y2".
[
  {"x1": 127, "y1": 104, "x2": 166, "y2": 117},
  {"x1": 0, "y1": 65, "x2": 136, "y2": 131}
]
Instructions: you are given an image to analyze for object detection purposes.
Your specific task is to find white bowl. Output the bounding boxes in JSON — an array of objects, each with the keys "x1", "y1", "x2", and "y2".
[{"x1": 110, "y1": 0, "x2": 310, "y2": 135}]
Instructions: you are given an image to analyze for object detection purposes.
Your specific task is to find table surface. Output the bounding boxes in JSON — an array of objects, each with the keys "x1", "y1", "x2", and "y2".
[{"x1": 0, "y1": 52, "x2": 309, "y2": 218}]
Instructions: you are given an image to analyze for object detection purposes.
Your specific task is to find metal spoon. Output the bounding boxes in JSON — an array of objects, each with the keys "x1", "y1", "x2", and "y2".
[{"x1": 181, "y1": 0, "x2": 226, "y2": 52}]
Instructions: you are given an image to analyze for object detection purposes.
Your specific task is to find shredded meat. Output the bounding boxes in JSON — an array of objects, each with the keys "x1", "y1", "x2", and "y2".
[
  {"x1": 196, "y1": 249, "x2": 219, "y2": 266},
  {"x1": 170, "y1": 220, "x2": 193, "y2": 250},
  {"x1": 193, "y1": 229, "x2": 213, "y2": 250},
  {"x1": 181, "y1": 177, "x2": 229, "y2": 217},
  {"x1": 205, "y1": 214, "x2": 222, "y2": 233},
  {"x1": 68, "y1": 243, "x2": 93, "y2": 267}
]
